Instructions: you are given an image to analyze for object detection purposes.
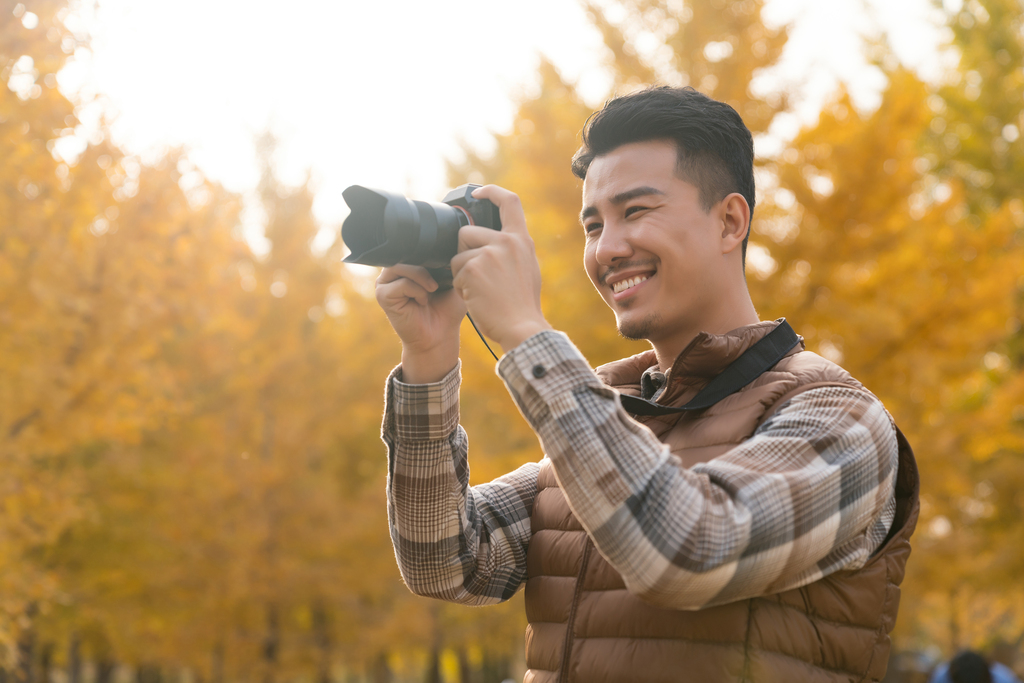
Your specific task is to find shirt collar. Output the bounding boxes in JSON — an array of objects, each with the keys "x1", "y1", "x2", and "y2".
[
  {"x1": 640, "y1": 366, "x2": 668, "y2": 401},
  {"x1": 596, "y1": 319, "x2": 804, "y2": 396}
]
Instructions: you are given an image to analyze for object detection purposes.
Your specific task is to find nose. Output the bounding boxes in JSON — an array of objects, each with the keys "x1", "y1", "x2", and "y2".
[{"x1": 593, "y1": 221, "x2": 633, "y2": 267}]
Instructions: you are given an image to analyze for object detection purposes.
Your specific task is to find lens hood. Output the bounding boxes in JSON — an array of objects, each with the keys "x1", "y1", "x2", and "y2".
[{"x1": 341, "y1": 184, "x2": 501, "y2": 274}]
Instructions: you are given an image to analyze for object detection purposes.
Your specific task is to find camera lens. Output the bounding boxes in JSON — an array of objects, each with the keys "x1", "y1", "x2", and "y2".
[{"x1": 342, "y1": 186, "x2": 469, "y2": 268}]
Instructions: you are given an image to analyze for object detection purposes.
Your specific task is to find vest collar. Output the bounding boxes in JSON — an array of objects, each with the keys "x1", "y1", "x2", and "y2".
[{"x1": 596, "y1": 319, "x2": 804, "y2": 402}]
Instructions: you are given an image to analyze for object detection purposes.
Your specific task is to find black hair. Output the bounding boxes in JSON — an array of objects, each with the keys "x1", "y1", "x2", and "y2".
[
  {"x1": 571, "y1": 86, "x2": 755, "y2": 262},
  {"x1": 949, "y1": 651, "x2": 993, "y2": 683}
]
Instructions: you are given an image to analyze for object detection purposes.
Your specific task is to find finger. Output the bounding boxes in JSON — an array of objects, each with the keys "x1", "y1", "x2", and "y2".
[
  {"x1": 451, "y1": 237, "x2": 502, "y2": 277},
  {"x1": 377, "y1": 264, "x2": 438, "y2": 292},
  {"x1": 471, "y1": 185, "x2": 528, "y2": 235},
  {"x1": 377, "y1": 275, "x2": 430, "y2": 307},
  {"x1": 457, "y1": 225, "x2": 503, "y2": 252},
  {"x1": 450, "y1": 249, "x2": 474, "y2": 279}
]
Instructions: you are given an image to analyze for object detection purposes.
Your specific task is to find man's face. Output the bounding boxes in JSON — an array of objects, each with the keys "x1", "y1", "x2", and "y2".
[{"x1": 581, "y1": 139, "x2": 729, "y2": 344}]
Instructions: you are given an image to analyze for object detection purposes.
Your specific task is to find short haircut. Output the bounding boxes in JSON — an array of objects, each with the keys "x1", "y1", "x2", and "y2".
[
  {"x1": 571, "y1": 86, "x2": 755, "y2": 262},
  {"x1": 949, "y1": 651, "x2": 993, "y2": 683}
]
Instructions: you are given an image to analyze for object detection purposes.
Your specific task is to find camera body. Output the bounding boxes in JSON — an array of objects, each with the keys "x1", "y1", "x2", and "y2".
[
  {"x1": 439, "y1": 184, "x2": 501, "y2": 233},
  {"x1": 341, "y1": 184, "x2": 501, "y2": 289}
]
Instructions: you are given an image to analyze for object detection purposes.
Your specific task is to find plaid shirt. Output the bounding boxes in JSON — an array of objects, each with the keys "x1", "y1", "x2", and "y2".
[{"x1": 383, "y1": 330, "x2": 898, "y2": 609}]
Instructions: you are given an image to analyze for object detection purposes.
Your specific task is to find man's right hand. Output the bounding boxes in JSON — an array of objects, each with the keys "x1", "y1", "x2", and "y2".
[{"x1": 375, "y1": 264, "x2": 467, "y2": 384}]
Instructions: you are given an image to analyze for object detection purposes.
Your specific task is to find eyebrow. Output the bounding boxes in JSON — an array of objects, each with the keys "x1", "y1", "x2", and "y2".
[{"x1": 579, "y1": 186, "x2": 666, "y2": 224}]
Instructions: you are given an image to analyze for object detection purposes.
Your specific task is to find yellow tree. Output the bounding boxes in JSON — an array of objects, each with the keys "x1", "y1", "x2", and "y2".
[
  {"x1": 44, "y1": 151, "x2": 414, "y2": 681},
  {"x1": 1, "y1": 2, "x2": 406, "y2": 670},
  {"x1": 1, "y1": 0, "x2": 248, "y2": 654},
  {"x1": 934, "y1": 0, "x2": 1024, "y2": 214},
  {"x1": 583, "y1": 0, "x2": 788, "y2": 131},
  {"x1": 25, "y1": 147, "x2": 247, "y2": 673},
  {"x1": 2, "y1": 0, "x2": 93, "y2": 635},
  {"x1": 8, "y1": 0, "x2": 524, "y2": 677},
  {"x1": 908, "y1": 0, "x2": 1024, "y2": 650}
]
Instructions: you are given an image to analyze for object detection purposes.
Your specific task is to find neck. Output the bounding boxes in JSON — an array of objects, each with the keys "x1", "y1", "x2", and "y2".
[{"x1": 650, "y1": 290, "x2": 760, "y2": 373}]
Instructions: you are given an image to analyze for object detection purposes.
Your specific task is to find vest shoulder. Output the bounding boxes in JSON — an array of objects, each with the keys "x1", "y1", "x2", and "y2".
[
  {"x1": 774, "y1": 350, "x2": 864, "y2": 390},
  {"x1": 595, "y1": 350, "x2": 658, "y2": 388}
]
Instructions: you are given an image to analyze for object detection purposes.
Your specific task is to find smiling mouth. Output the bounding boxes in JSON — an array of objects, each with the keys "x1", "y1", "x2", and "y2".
[{"x1": 611, "y1": 273, "x2": 653, "y2": 294}]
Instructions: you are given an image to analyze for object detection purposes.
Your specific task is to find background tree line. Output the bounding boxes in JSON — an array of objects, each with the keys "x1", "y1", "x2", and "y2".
[{"x1": 2, "y1": 0, "x2": 1024, "y2": 680}]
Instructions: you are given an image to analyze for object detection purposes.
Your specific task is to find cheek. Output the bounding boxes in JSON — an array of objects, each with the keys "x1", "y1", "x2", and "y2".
[{"x1": 583, "y1": 246, "x2": 599, "y2": 285}]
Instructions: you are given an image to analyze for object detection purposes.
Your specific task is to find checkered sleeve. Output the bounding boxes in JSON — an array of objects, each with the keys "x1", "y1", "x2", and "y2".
[
  {"x1": 382, "y1": 362, "x2": 538, "y2": 605},
  {"x1": 498, "y1": 330, "x2": 899, "y2": 610}
]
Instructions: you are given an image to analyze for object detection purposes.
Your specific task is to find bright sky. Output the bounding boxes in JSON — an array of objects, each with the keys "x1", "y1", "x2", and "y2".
[{"x1": 55, "y1": 0, "x2": 953, "y2": 249}]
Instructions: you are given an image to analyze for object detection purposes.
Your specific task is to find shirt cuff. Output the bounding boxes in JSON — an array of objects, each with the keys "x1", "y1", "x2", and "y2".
[
  {"x1": 497, "y1": 330, "x2": 604, "y2": 426},
  {"x1": 389, "y1": 361, "x2": 462, "y2": 441}
]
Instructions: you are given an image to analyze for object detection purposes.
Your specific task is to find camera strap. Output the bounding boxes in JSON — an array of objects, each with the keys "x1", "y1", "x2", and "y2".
[{"x1": 618, "y1": 320, "x2": 800, "y2": 417}]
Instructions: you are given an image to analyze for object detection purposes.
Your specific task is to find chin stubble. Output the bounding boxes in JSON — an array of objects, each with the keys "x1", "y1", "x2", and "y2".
[{"x1": 618, "y1": 313, "x2": 663, "y2": 341}]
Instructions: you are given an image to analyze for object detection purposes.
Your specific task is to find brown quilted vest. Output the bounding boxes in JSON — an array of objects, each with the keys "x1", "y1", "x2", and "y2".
[{"x1": 523, "y1": 321, "x2": 919, "y2": 683}]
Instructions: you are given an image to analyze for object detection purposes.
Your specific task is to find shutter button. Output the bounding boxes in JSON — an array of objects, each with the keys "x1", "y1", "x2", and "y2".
[{"x1": 532, "y1": 364, "x2": 547, "y2": 379}]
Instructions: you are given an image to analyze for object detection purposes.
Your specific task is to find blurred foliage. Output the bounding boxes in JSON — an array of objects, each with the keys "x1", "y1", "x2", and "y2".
[
  {"x1": 2, "y1": 0, "x2": 496, "y2": 678},
  {"x1": 2, "y1": 0, "x2": 1024, "y2": 680}
]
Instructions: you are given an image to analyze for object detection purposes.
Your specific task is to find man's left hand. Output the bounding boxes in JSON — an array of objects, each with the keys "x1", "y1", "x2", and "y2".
[{"x1": 450, "y1": 185, "x2": 552, "y2": 353}]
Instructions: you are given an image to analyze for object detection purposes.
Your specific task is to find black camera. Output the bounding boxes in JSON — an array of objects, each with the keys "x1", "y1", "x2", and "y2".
[{"x1": 341, "y1": 183, "x2": 502, "y2": 289}]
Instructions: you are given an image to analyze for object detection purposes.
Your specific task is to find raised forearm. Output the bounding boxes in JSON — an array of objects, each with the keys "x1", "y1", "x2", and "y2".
[
  {"x1": 497, "y1": 331, "x2": 898, "y2": 609},
  {"x1": 382, "y1": 363, "x2": 537, "y2": 604}
]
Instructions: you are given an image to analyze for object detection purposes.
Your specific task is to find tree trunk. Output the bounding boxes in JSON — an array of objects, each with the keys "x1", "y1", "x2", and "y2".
[
  {"x1": 210, "y1": 643, "x2": 224, "y2": 683},
  {"x1": 481, "y1": 652, "x2": 511, "y2": 683},
  {"x1": 262, "y1": 603, "x2": 280, "y2": 683},
  {"x1": 456, "y1": 648, "x2": 473, "y2": 683},
  {"x1": 67, "y1": 635, "x2": 81, "y2": 683},
  {"x1": 424, "y1": 604, "x2": 442, "y2": 683},
  {"x1": 15, "y1": 606, "x2": 36, "y2": 683},
  {"x1": 313, "y1": 602, "x2": 332, "y2": 683},
  {"x1": 38, "y1": 644, "x2": 52, "y2": 683},
  {"x1": 135, "y1": 665, "x2": 162, "y2": 683},
  {"x1": 424, "y1": 647, "x2": 441, "y2": 683},
  {"x1": 369, "y1": 653, "x2": 391, "y2": 683},
  {"x1": 95, "y1": 657, "x2": 116, "y2": 683}
]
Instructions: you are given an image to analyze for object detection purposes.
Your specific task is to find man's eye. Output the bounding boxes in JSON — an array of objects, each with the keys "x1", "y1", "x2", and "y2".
[
  {"x1": 585, "y1": 222, "x2": 602, "y2": 234},
  {"x1": 625, "y1": 206, "x2": 648, "y2": 217}
]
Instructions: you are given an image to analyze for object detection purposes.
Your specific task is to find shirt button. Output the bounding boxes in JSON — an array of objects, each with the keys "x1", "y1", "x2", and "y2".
[{"x1": 532, "y1": 364, "x2": 547, "y2": 379}]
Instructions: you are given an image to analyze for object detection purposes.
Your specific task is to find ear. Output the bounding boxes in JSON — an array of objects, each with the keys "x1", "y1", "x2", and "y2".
[{"x1": 718, "y1": 193, "x2": 750, "y2": 256}]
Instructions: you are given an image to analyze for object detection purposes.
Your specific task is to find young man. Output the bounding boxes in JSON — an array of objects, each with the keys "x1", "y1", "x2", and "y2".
[{"x1": 375, "y1": 87, "x2": 919, "y2": 683}]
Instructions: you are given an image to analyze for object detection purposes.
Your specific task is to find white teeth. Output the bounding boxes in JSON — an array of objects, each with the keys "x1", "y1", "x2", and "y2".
[{"x1": 611, "y1": 274, "x2": 650, "y2": 294}]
